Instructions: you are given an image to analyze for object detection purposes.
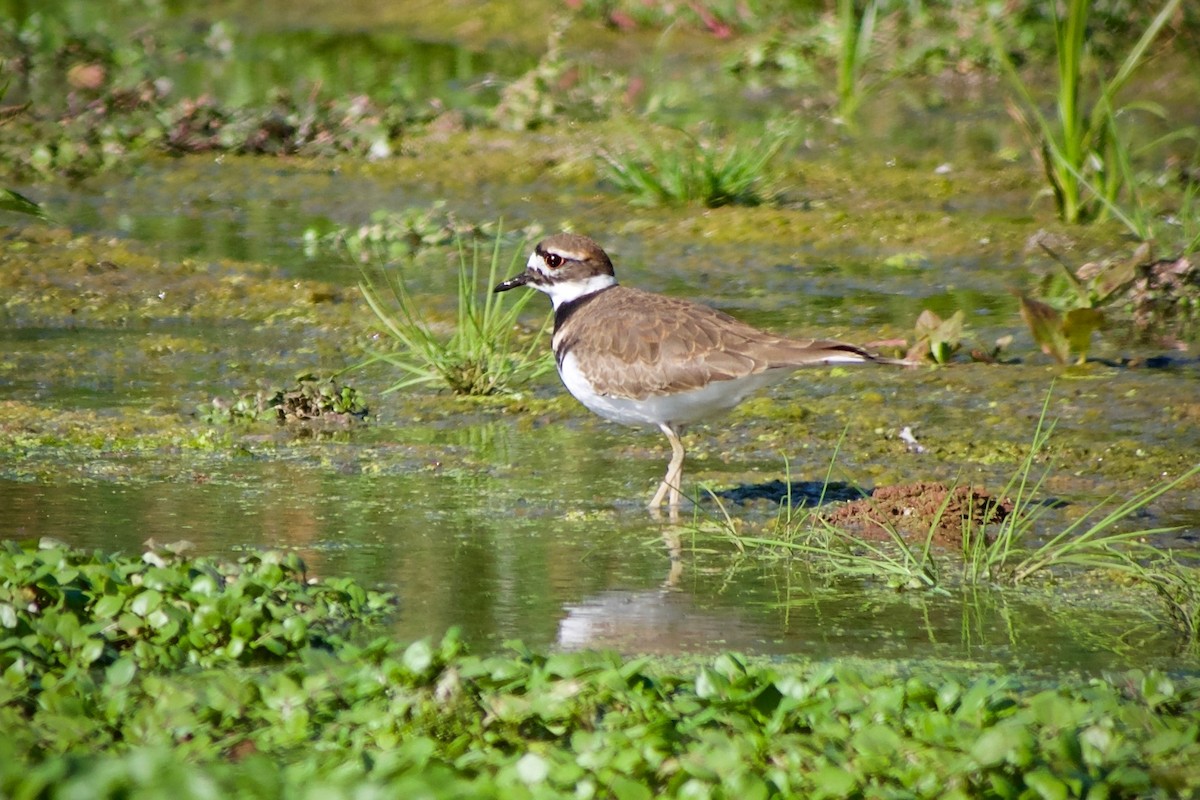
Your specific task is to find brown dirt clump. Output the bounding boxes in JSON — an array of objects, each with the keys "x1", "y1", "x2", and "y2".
[{"x1": 822, "y1": 482, "x2": 1013, "y2": 549}]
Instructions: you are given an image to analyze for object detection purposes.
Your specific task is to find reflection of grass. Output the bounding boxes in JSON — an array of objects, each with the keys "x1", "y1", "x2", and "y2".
[
  {"x1": 1120, "y1": 556, "x2": 1200, "y2": 653},
  {"x1": 357, "y1": 230, "x2": 553, "y2": 396},
  {"x1": 601, "y1": 126, "x2": 791, "y2": 208}
]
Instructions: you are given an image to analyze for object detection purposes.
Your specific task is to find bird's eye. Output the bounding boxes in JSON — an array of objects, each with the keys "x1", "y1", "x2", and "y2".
[{"x1": 545, "y1": 253, "x2": 563, "y2": 269}]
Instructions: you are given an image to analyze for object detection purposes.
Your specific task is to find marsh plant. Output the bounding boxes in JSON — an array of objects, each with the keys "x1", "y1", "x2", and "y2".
[
  {"x1": 997, "y1": 0, "x2": 1184, "y2": 225},
  {"x1": 696, "y1": 391, "x2": 1200, "y2": 610},
  {"x1": 958, "y1": 392, "x2": 1200, "y2": 585},
  {"x1": 908, "y1": 308, "x2": 965, "y2": 364},
  {"x1": 700, "y1": 440, "x2": 945, "y2": 591},
  {"x1": 492, "y1": 23, "x2": 630, "y2": 131},
  {"x1": 5, "y1": 545, "x2": 1200, "y2": 799},
  {"x1": 1019, "y1": 240, "x2": 1200, "y2": 361},
  {"x1": 834, "y1": 0, "x2": 879, "y2": 122},
  {"x1": 1020, "y1": 241, "x2": 1144, "y2": 364},
  {"x1": 601, "y1": 124, "x2": 793, "y2": 208},
  {"x1": 200, "y1": 374, "x2": 367, "y2": 425},
  {"x1": 357, "y1": 230, "x2": 553, "y2": 396}
]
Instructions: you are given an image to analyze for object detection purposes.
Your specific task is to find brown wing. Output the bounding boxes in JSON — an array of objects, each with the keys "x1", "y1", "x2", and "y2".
[{"x1": 561, "y1": 287, "x2": 878, "y2": 400}]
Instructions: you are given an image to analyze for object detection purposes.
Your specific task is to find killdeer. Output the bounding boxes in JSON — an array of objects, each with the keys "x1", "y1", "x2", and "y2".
[{"x1": 495, "y1": 233, "x2": 904, "y2": 510}]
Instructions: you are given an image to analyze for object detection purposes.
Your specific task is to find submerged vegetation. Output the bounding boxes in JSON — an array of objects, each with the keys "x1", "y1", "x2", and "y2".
[
  {"x1": 3, "y1": 542, "x2": 1200, "y2": 799},
  {"x1": 201, "y1": 373, "x2": 369, "y2": 426}
]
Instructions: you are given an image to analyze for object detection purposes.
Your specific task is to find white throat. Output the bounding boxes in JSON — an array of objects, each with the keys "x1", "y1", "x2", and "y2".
[{"x1": 543, "y1": 274, "x2": 618, "y2": 310}]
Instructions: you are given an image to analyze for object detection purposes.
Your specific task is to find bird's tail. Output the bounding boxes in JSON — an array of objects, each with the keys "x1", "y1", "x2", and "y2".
[{"x1": 808, "y1": 340, "x2": 915, "y2": 366}]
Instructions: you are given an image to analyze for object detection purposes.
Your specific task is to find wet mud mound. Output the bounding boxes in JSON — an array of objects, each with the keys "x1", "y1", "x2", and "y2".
[{"x1": 822, "y1": 482, "x2": 1013, "y2": 548}]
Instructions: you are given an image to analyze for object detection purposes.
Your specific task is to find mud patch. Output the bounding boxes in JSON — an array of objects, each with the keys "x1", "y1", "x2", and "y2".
[{"x1": 822, "y1": 482, "x2": 1013, "y2": 548}]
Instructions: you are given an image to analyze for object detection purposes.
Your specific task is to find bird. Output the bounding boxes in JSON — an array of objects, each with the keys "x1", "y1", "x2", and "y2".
[{"x1": 494, "y1": 233, "x2": 905, "y2": 511}]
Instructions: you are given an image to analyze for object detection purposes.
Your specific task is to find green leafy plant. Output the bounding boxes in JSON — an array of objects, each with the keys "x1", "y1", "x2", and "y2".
[
  {"x1": 1017, "y1": 293, "x2": 1105, "y2": 365},
  {"x1": 909, "y1": 308, "x2": 965, "y2": 364},
  {"x1": 997, "y1": 0, "x2": 1183, "y2": 224},
  {"x1": 1017, "y1": 242, "x2": 1146, "y2": 364},
  {"x1": 601, "y1": 125, "x2": 792, "y2": 207},
  {"x1": 269, "y1": 373, "x2": 368, "y2": 423},
  {"x1": 357, "y1": 229, "x2": 553, "y2": 396},
  {"x1": 0, "y1": 540, "x2": 395, "y2": 684},
  {"x1": 4, "y1": 544, "x2": 1200, "y2": 797},
  {"x1": 303, "y1": 202, "x2": 466, "y2": 262}
]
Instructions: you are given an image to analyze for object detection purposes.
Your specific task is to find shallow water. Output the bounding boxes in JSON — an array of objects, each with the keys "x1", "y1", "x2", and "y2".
[
  {"x1": 2, "y1": 374, "x2": 1196, "y2": 674},
  {"x1": 0, "y1": 456, "x2": 1187, "y2": 674},
  {"x1": 3, "y1": 0, "x2": 1199, "y2": 673}
]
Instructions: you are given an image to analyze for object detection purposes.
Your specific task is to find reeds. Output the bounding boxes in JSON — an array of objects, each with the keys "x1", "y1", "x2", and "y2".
[{"x1": 998, "y1": 0, "x2": 1183, "y2": 224}]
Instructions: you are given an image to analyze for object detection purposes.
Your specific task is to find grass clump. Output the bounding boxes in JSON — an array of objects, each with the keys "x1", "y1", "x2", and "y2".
[
  {"x1": 834, "y1": 0, "x2": 879, "y2": 122},
  {"x1": 356, "y1": 228, "x2": 553, "y2": 396},
  {"x1": 960, "y1": 391, "x2": 1199, "y2": 586},
  {"x1": 997, "y1": 0, "x2": 1186, "y2": 226},
  {"x1": 692, "y1": 390, "x2": 1200, "y2": 643},
  {"x1": 601, "y1": 125, "x2": 792, "y2": 208}
]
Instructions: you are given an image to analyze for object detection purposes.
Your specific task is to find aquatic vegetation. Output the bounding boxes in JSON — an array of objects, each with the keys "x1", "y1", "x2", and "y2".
[
  {"x1": 357, "y1": 229, "x2": 554, "y2": 396},
  {"x1": 304, "y1": 202, "x2": 471, "y2": 262},
  {"x1": 833, "y1": 0, "x2": 879, "y2": 122},
  {"x1": 1019, "y1": 240, "x2": 1200, "y2": 360},
  {"x1": 492, "y1": 23, "x2": 629, "y2": 131},
  {"x1": 0, "y1": 540, "x2": 395, "y2": 684},
  {"x1": 908, "y1": 308, "x2": 965, "y2": 364},
  {"x1": 3, "y1": 544, "x2": 1200, "y2": 798},
  {"x1": 1017, "y1": 293, "x2": 1104, "y2": 365},
  {"x1": 960, "y1": 392, "x2": 1199, "y2": 589},
  {"x1": 600, "y1": 125, "x2": 792, "y2": 207},
  {"x1": 1120, "y1": 556, "x2": 1200, "y2": 652},
  {"x1": 570, "y1": 0, "x2": 759, "y2": 35},
  {"x1": 1018, "y1": 242, "x2": 1139, "y2": 364},
  {"x1": 200, "y1": 374, "x2": 366, "y2": 425},
  {"x1": 693, "y1": 391, "x2": 1200, "y2": 617},
  {"x1": 996, "y1": 0, "x2": 1184, "y2": 225},
  {"x1": 1126, "y1": 252, "x2": 1200, "y2": 336},
  {"x1": 304, "y1": 203, "x2": 544, "y2": 264},
  {"x1": 269, "y1": 374, "x2": 368, "y2": 424}
]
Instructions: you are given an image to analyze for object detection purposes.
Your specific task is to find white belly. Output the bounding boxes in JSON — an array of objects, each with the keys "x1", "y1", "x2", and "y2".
[{"x1": 557, "y1": 351, "x2": 787, "y2": 428}]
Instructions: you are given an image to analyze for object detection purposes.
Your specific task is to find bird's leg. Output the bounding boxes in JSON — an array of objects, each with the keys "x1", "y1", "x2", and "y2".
[{"x1": 649, "y1": 423, "x2": 686, "y2": 510}]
